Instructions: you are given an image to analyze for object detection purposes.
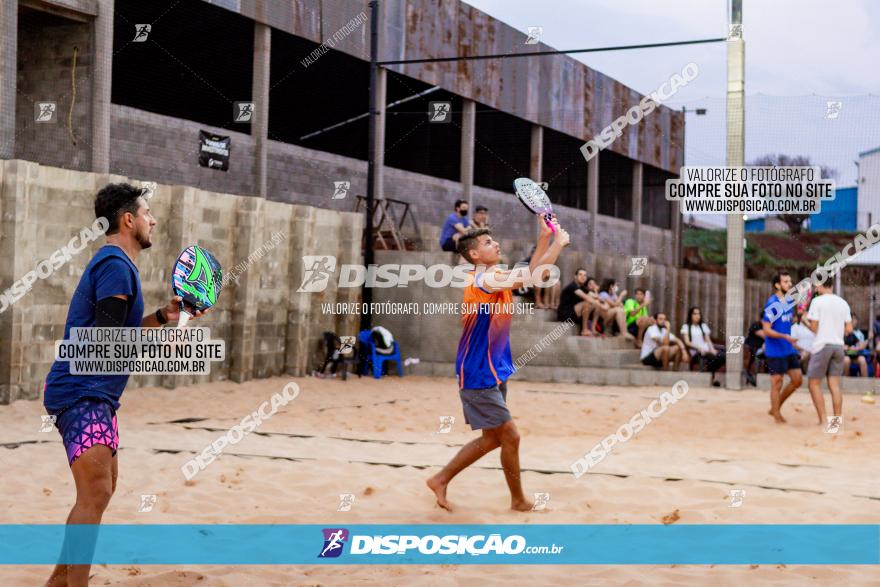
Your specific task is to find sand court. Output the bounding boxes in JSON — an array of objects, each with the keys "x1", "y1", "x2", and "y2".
[{"x1": 2, "y1": 375, "x2": 878, "y2": 585}]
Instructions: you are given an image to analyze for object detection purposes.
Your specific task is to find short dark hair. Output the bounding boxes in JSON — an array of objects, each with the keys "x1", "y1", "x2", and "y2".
[
  {"x1": 457, "y1": 228, "x2": 491, "y2": 262},
  {"x1": 95, "y1": 183, "x2": 146, "y2": 235},
  {"x1": 574, "y1": 267, "x2": 587, "y2": 275},
  {"x1": 475, "y1": 205, "x2": 488, "y2": 212},
  {"x1": 454, "y1": 199, "x2": 467, "y2": 209},
  {"x1": 771, "y1": 272, "x2": 791, "y2": 290},
  {"x1": 635, "y1": 288, "x2": 646, "y2": 295}
]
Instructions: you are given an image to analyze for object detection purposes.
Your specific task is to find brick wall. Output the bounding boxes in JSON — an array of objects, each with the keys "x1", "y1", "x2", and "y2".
[
  {"x1": 15, "y1": 13, "x2": 92, "y2": 170},
  {"x1": 0, "y1": 159, "x2": 362, "y2": 404}
]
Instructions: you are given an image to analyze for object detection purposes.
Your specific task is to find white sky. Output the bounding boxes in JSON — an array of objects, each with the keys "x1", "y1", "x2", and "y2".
[{"x1": 464, "y1": 0, "x2": 880, "y2": 226}]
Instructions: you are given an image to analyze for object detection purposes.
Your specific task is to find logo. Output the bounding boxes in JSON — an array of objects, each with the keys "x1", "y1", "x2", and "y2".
[
  {"x1": 429, "y1": 101, "x2": 451, "y2": 123},
  {"x1": 525, "y1": 26, "x2": 543, "y2": 45},
  {"x1": 728, "y1": 489, "x2": 745, "y2": 508},
  {"x1": 825, "y1": 101, "x2": 842, "y2": 120},
  {"x1": 437, "y1": 415, "x2": 455, "y2": 434},
  {"x1": 338, "y1": 336, "x2": 356, "y2": 355},
  {"x1": 727, "y1": 335, "x2": 744, "y2": 354},
  {"x1": 298, "y1": 256, "x2": 337, "y2": 293},
  {"x1": 140, "y1": 181, "x2": 157, "y2": 200},
  {"x1": 133, "y1": 24, "x2": 151, "y2": 42},
  {"x1": 234, "y1": 102, "x2": 254, "y2": 123},
  {"x1": 35, "y1": 102, "x2": 57, "y2": 123},
  {"x1": 337, "y1": 494, "x2": 355, "y2": 512},
  {"x1": 39, "y1": 415, "x2": 57, "y2": 433},
  {"x1": 532, "y1": 492, "x2": 550, "y2": 511},
  {"x1": 825, "y1": 415, "x2": 842, "y2": 434},
  {"x1": 186, "y1": 247, "x2": 218, "y2": 306},
  {"x1": 332, "y1": 181, "x2": 350, "y2": 200},
  {"x1": 138, "y1": 494, "x2": 158, "y2": 513},
  {"x1": 319, "y1": 528, "x2": 349, "y2": 558},
  {"x1": 629, "y1": 257, "x2": 648, "y2": 276},
  {"x1": 728, "y1": 24, "x2": 742, "y2": 40}
]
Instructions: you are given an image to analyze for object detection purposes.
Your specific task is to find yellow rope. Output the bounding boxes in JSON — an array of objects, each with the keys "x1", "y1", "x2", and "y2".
[{"x1": 68, "y1": 46, "x2": 78, "y2": 146}]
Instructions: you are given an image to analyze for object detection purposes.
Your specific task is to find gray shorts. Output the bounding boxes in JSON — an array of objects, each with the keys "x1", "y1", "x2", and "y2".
[
  {"x1": 459, "y1": 381, "x2": 512, "y2": 430},
  {"x1": 807, "y1": 345, "x2": 845, "y2": 379}
]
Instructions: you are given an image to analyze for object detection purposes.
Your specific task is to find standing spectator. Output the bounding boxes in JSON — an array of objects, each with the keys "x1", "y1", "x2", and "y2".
[
  {"x1": 790, "y1": 310, "x2": 815, "y2": 374},
  {"x1": 762, "y1": 272, "x2": 803, "y2": 424},
  {"x1": 623, "y1": 288, "x2": 653, "y2": 346},
  {"x1": 595, "y1": 278, "x2": 633, "y2": 339},
  {"x1": 557, "y1": 269, "x2": 599, "y2": 336},
  {"x1": 471, "y1": 205, "x2": 489, "y2": 229},
  {"x1": 439, "y1": 199, "x2": 470, "y2": 252},
  {"x1": 805, "y1": 281, "x2": 853, "y2": 425},
  {"x1": 843, "y1": 314, "x2": 869, "y2": 377},
  {"x1": 640, "y1": 313, "x2": 685, "y2": 371},
  {"x1": 743, "y1": 314, "x2": 766, "y2": 386},
  {"x1": 680, "y1": 306, "x2": 725, "y2": 387}
]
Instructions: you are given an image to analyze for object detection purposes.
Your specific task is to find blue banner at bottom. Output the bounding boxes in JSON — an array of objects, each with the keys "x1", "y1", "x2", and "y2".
[{"x1": 0, "y1": 525, "x2": 877, "y2": 565}]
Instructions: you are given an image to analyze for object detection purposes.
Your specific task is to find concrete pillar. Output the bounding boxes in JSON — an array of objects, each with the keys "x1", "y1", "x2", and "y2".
[
  {"x1": 460, "y1": 99, "x2": 476, "y2": 203},
  {"x1": 529, "y1": 124, "x2": 542, "y2": 181},
  {"x1": 90, "y1": 0, "x2": 113, "y2": 172},
  {"x1": 252, "y1": 22, "x2": 271, "y2": 197},
  {"x1": 0, "y1": 0, "x2": 17, "y2": 159},
  {"x1": 587, "y1": 153, "x2": 599, "y2": 252},
  {"x1": 632, "y1": 162, "x2": 643, "y2": 255},
  {"x1": 372, "y1": 67, "x2": 386, "y2": 199},
  {"x1": 672, "y1": 201, "x2": 682, "y2": 266}
]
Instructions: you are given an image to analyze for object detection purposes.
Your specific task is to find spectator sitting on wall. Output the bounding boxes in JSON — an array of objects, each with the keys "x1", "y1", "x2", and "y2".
[
  {"x1": 595, "y1": 278, "x2": 633, "y2": 340},
  {"x1": 557, "y1": 268, "x2": 599, "y2": 337},
  {"x1": 680, "y1": 306, "x2": 725, "y2": 387},
  {"x1": 790, "y1": 310, "x2": 815, "y2": 375},
  {"x1": 843, "y1": 314, "x2": 869, "y2": 377},
  {"x1": 440, "y1": 199, "x2": 470, "y2": 252},
  {"x1": 640, "y1": 312, "x2": 685, "y2": 371},
  {"x1": 623, "y1": 288, "x2": 653, "y2": 346},
  {"x1": 471, "y1": 205, "x2": 489, "y2": 229}
]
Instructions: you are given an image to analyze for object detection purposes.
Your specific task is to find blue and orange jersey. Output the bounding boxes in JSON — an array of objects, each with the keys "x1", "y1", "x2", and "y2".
[{"x1": 456, "y1": 270, "x2": 515, "y2": 390}]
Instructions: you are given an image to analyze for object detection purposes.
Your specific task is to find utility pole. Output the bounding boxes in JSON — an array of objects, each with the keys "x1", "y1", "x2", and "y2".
[
  {"x1": 724, "y1": 0, "x2": 745, "y2": 389},
  {"x1": 360, "y1": 0, "x2": 379, "y2": 335}
]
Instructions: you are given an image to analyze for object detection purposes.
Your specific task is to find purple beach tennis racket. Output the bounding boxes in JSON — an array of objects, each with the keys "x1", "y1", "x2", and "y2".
[
  {"x1": 171, "y1": 245, "x2": 223, "y2": 328},
  {"x1": 513, "y1": 177, "x2": 556, "y2": 233}
]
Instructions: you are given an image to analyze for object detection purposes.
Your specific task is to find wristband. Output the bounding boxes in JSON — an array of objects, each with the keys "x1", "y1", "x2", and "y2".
[{"x1": 156, "y1": 308, "x2": 168, "y2": 325}]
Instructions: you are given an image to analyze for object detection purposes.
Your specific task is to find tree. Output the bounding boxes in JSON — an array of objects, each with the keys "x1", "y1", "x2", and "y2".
[{"x1": 748, "y1": 154, "x2": 837, "y2": 234}]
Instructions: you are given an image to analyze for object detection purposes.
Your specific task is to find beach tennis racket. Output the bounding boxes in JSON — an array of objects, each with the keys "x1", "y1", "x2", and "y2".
[
  {"x1": 171, "y1": 245, "x2": 222, "y2": 328},
  {"x1": 513, "y1": 178, "x2": 556, "y2": 233}
]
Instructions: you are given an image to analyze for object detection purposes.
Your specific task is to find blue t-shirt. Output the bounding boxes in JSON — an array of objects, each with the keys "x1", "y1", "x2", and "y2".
[
  {"x1": 439, "y1": 212, "x2": 469, "y2": 245},
  {"x1": 762, "y1": 294, "x2": 795, "y2": 357},
  {"x1": 44, "y1": 246, "x2": 144, "y2": 414}
]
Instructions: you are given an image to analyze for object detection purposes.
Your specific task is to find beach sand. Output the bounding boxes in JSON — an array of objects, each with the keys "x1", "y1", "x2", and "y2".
[{"x1": 1, "y1": 375, "x2": 877, "y2": 586}]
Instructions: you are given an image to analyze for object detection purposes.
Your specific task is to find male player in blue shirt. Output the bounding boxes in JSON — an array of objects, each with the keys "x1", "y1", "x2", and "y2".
[
  {"x1": 44, "y1": 183, "x2": 209, "y2": 587},
  {"x1": 762, "y1": 272, "x2": 803, "y2": 423}
]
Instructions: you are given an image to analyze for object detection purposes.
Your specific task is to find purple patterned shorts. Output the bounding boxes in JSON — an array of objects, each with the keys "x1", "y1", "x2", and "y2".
[{"x1": 53, "y1": 397, "x2": 119, "y2": 466}]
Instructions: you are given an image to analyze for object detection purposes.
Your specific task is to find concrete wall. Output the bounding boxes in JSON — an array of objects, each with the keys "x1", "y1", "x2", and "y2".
[{"x1": 0, "y1": 159, "x2": 362, "y2": 404}]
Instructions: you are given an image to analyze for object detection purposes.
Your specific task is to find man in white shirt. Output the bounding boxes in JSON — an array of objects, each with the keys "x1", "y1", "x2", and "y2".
[
  {"x1": 805, "y1": 282, "x2": 853, "y2": 425},
  {"x1": 640, "y1": 313, "x2": 685, "y2": 371}
]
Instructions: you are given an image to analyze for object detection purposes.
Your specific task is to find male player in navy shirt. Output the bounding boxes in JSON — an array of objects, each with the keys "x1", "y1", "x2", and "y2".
[
  {"x1": 44, "y1": 183, "x2": 208, "y2": 587},
  {"x1": 762, "y1": 272, "x2": 803, "y2": 423}
]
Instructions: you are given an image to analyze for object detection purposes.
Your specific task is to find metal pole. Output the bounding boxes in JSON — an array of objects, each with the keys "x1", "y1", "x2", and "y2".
[
  {"x1": 360, "y1": 0, "x2": 379, "y2": 335},
  {"x1": 724, "y1": 0, "x2": 745, "y2": 389}
]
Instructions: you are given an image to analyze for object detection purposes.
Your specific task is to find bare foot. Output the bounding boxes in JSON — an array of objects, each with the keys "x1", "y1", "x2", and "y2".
[
  {"x1": 768, "y1": 409, "x2": 786, "y2": 423},
  {"x1": 622, "y1": 332, "x2": 635, "y2": 341},
  {"x1": 511, "y1": 499, "x2": 535, "y2": 512},
  {"x1": 427, "y1": 476, "x2": 452, "y2": 512}
]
